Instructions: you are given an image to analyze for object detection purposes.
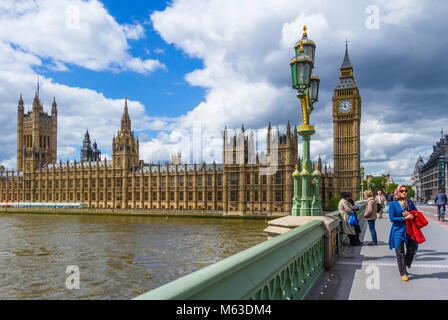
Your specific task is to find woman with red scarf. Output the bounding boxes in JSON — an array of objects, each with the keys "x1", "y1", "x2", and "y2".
[{"x1": 389, "y1": 185, "x2": 418, "y2": 281}]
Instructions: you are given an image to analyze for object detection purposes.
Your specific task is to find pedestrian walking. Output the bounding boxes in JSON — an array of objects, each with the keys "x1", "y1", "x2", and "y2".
[
  {"x1": 364, "y1": 190, "x2": 378, "y2": 246},
  {"x1": 389, "y1": 185, "x2": 418, "y2": 282},
  {"x1": 435, "y1": 189, "x2": 447, "y2": 219},
  {"x1": 375, "y1": 190, "x2": 386, "y2": 219},
  {"x1": 338, "y1": 192, "x2": 363, "y2": 246}
]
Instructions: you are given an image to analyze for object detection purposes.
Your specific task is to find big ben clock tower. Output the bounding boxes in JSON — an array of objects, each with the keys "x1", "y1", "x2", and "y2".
[{"x1": 333, "y1": 42, "x2": 361, "y2": 199}]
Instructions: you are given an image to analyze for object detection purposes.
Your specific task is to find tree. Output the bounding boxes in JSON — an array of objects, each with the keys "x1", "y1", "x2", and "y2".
[
  {"x1": 386, "y1": 183, "x2": 398, "y2": 194},
  {"x1": 327, "y1": 196, "x2": 341, "y2": 211},
  {"x1": 406, "y1": 185, "x2": 415, "y2": 200},
  {"x1": 368, "y1": 177, "x2": 387, "y2": 194}
]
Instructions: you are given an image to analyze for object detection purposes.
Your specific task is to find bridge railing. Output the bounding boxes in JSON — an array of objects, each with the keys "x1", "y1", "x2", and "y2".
[{"x1": 134, "y1": 202, "x2": 367, "y2": 300}]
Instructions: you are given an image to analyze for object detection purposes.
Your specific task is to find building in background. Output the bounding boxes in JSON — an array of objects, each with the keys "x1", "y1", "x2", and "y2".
[
  {"x1": 411, "y1": 156, "x2": 425, "y2": 202},
  {"x1": 420, "y1": 134, "x2": 448, "y2": 201},
  {"x1": 332, "y1": 43, "x2": 361, "y2": 200},
  {"x1": 81, "y1": 130, "x2": 101, "y2": 162},
  {"x1": 3, "y1": 45, "x2": 364, "y2": 213},
  {"x1": 17, "y1": 90, "x2": 57, "y2": 172},
  {"x1": 1, "y1": 94, "x2": 337, "y2": 213}
]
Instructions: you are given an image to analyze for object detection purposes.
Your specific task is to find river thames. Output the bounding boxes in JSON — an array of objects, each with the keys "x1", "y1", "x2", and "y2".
[{"x1": 0, "y1": 213, "x2": 267, "y2": 300}]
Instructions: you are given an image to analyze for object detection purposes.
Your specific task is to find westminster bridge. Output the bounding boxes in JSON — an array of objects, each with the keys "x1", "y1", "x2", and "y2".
[{"x1": 135, "y1": 204, "x2": 448, "y2": 300}]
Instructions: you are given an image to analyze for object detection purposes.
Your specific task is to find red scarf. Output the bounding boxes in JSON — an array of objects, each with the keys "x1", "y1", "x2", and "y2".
[{"x1": 406, "y1": 211, "x2": 428, "y2": 244}]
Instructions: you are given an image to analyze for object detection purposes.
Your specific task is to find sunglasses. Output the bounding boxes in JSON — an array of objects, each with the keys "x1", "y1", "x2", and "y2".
[{"x1": 399, "y1": 190, "x2": 408, "y2": 193}]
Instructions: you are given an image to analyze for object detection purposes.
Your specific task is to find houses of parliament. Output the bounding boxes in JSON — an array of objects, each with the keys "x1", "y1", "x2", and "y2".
[{"x1": 0, "y1": 42, "x2": 361, "y2": 213}]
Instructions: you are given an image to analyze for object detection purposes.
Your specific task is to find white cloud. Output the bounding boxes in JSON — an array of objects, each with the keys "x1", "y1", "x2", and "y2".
[
  {"x1": 122, "y1": 23, "x2": 146, "y2": 40},
  {"x1": 145, "y1": 0, "x2": 448, "y2": 185},
  {"x1": 0, "y1": 0, "x2": 164, "y2": 74}
]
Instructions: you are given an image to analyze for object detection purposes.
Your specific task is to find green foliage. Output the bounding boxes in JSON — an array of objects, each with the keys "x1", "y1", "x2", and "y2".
[
  {"x1": 368, "y1": 177, "x2": 387, "y2": 193},
  {"x1": 406, "y1": 185, "x2": 415, "y2": 200},
  {"x1": 327, "y1": 196, "x2": 341, "y2": 211},
  {"x1": 386, "y1": 183, "x2": 398, "y2": 194}
]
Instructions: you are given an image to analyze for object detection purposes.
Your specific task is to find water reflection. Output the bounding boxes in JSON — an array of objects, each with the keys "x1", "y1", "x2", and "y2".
[{"x1": 0, "y1": 214, "x2": 267, "y2": 300}]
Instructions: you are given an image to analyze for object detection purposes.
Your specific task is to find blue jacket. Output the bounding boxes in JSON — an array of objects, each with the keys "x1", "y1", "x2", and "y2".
[
  {"x1": 388, "y1": 200, "x2": 418, "y2": 250},
  {"x1": 435, "y1": 193, "x2": 447, "y2": 205}
]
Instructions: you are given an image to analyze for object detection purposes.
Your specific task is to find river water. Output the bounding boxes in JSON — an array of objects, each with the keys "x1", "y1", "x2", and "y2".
[{"x1": 0, "y1": 213, "x2": 267, "y2": 300}]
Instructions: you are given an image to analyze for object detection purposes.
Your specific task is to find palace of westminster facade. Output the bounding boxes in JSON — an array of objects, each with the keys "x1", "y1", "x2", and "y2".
[{"x1": 0, "y1": 40, "x2": 361, "y2": 213}]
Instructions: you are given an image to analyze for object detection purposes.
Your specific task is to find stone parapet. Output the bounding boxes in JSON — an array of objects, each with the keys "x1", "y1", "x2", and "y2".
[{"x1": 264, "y1": 214, "x2": 340, "y2": 269}]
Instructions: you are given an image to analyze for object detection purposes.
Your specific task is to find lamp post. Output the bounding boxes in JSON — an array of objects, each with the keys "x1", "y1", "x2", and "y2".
[
  {"x1": 360, "y1": 167, "x2": 365, "y2": 201},
  {"x1": 290, "y1": 26, "x2": 322, "y2": 216}
]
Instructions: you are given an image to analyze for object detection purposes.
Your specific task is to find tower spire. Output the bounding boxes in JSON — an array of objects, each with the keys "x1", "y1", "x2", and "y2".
[{"x1": 341, "y1": 39, "x2": 352, "y2": 69}]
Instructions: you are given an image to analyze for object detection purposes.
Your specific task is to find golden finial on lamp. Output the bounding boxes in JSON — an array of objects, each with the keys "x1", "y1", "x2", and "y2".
[
  {"x1": 299, "y1": 40, "x2": 304, "y2": 53},
  {"x1": 303, "y1": 25, "x2": 307, "y2": 37}
]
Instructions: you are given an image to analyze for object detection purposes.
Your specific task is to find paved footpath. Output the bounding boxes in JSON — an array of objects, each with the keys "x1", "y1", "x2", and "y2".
[{"x1": 307, "y1": 206, "x2": 448, "y2": 300}]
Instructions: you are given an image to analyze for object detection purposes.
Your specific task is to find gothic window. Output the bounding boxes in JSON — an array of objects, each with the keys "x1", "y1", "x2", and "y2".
[
  {"x1": 255, "y1": 190, "x2": 259, "y2": 202},
  {"x1": 262, "y1": 175, "x2": 267, "y2": 185},
  {"x1": 161, "y1": 192, "x2": 166, "y2": 201},
  {"x1": 230, "y1": 173, "x2": 238, "y2": 185},
  {"x1": 188, "y1": 176, "x2": 193, "y2": 187},
  {"x1": 116, "y1": 192, "x2": 122, "y2": 201},
  {"x1": 198, "y1": 192, "x2": 202, "y2": 201},
  {"x1": 188, "y1": 192, "x2": 193, "y2": 201},
  {"x1": 208, "y1": 176, "x2": 212, "y2": 187},
  {"x1": 162, "y1": 177, "x2": 166, "y2": 187},
  {"x1": 179, "y1": 176, "x2": 184, "y2": 187},
  {"x1": 246, "y1": 191, "x2": 251, "y2": 202},
  {"x1": 218, "y1": 175, "x2": 222, "y2": 186},
  {"x1": 198, "y1": 177, "x2": 202, "y2": 187},
  {"x1": 170, "y1": 177, "x2": 174, "y2": 187},
  {"x1": 179, "y1": 192, "x2": 184, "y2": 201},
  {"x1": 152, "y1": 192, "x2": 157, "y2": 201},
  {"x1": 170, "y1": 192, "x2": 174, "y2": 201},
  {"x1": 263, "y1": 191, "x2": 267, "y2": 202},
  {"x1": 275, "y1": 190, "x2": 283, "y2": 202},
  {"x1": 246, "y1": 174, "x2": 251, "y2": 185},
  {"x1": 230, "y1": 190, "x2": 238, "y2": 202},
  {"x1": 275, "y1": 172, "x2": 283, "y2": 185},
  {"x1": 207, "y1": 191, "x2": 212, "y2": 201}
]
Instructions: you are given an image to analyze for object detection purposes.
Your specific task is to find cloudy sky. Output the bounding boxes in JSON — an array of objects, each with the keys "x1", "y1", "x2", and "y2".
[{"x1": 0, "y1": 0, "x2": 446, "y2": 184}]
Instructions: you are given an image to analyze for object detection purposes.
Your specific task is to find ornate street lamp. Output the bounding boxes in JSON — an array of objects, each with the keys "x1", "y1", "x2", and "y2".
[{"x1": 290, "y1": 26, "x2": 322, "y2": 217}]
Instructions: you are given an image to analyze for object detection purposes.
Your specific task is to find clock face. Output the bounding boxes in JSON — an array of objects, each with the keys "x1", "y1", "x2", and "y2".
[{"x1": 338, "y1": 100, "x2": 352, "y2": 113}]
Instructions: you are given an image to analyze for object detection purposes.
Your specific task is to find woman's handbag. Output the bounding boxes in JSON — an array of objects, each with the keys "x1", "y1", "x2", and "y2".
[{"x1": 348, "y1": 212, "x2": 359, "y2": 226}]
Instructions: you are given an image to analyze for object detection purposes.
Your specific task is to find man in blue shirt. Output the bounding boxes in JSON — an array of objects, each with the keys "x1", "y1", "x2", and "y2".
[{"x1": 435, "y1": 189, "x2": 447, "y2": 218}]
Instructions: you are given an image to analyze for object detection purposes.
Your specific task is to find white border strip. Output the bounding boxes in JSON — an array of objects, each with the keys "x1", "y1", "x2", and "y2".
[{"x1": 336, "y1": 261, "x2": 448, "y2": 269}]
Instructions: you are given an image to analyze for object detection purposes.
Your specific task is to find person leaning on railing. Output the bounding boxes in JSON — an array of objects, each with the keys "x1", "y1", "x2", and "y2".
[{"x1": 338, "y1": 192, "x2": 363, "y2": 246}]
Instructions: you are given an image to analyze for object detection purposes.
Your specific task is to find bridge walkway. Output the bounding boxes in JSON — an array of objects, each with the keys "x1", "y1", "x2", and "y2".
[{"x1": 307, "y1": 206, "x2": 448, "y2": 300}]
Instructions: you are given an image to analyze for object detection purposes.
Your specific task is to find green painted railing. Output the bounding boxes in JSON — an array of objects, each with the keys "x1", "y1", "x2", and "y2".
[
  {"x1": 134, "y1": 219, "x2": 325, "y2": 300},
  {"x1": 134, "y1": 202, "x2": 367, "y2": 300}
]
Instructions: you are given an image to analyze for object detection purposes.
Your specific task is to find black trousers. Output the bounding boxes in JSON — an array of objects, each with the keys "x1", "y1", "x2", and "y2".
[{"x1": 395, "y1": 241, "x2": 417, "y2": 276}]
